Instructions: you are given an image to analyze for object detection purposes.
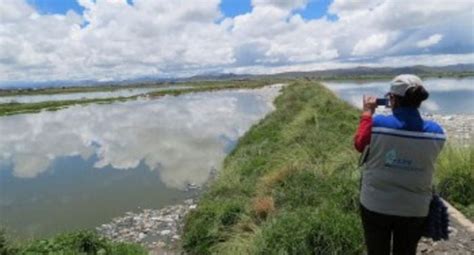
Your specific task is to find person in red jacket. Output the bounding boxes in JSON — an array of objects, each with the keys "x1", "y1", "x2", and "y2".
[{"x1": 354, "y1": 74, "x2": 446, "y2": 255}]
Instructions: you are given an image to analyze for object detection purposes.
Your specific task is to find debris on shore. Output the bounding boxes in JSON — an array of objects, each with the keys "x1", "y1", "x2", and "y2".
[
  {"x1": 96, "y1": 171, "x2": 214, "y2": 252},
  {"x1": 423, "y1": 113, "x2": 473, "y2": 145},
  {"x1": 96, "y1": 199, "x2": 197, "y2": 251}
]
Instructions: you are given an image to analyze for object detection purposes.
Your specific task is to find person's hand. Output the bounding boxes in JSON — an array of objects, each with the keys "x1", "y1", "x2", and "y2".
[{"x1": 362, "y1": 95, "x2": 377, "y2": 115}]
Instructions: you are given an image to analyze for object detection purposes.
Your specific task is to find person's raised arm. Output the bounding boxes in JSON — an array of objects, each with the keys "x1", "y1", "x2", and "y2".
[{"x1": 354, "y1": 95, "x2": 376, "y2": 152}]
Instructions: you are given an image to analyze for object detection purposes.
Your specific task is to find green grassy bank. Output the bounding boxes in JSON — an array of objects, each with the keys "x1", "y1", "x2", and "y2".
[{"x1": 183, "y1": 81, "x2": 364, "y2": 254}]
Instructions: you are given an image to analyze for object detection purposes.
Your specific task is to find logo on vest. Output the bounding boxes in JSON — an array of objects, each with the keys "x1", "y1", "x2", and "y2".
[{"x1": 384, "y1": 149, "x2": 418, "y2": 170}]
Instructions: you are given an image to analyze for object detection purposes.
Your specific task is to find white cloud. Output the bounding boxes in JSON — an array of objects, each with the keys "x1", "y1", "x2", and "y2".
[
  {"x1": 225, "y1": 53, "x2": 474, "y2": 76},
  {"x1": 0, "y1": 0, "x2": 473, "y2": 84},
  {"x1": 252, "y1": 0, "x2": 309, "y2": 10},
  {"x1": 416, "y1": 34, "x2": 443, "y2": 48},
  {"x1": 352, "y1": 33, "x2": 388, "y2": 56},
  {"x1": 329, "y1": 0, "x2": 384, "y2": 18}
]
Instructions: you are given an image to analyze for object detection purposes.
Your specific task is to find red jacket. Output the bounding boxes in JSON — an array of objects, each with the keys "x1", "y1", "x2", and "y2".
[{"x1": 354, "y1": 112, "x2": 372, "y2": 153}]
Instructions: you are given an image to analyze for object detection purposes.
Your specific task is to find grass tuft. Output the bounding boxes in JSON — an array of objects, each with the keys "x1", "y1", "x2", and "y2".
[
  {"x1": 255, "y1": 205, "x2": 364, "y2": 255},
  {"x1": 252, "y1": 196, "x2": 275, "y2": 220},
  {"x1": 258, "y1": 165, "x2": 297, "y2": 193}
]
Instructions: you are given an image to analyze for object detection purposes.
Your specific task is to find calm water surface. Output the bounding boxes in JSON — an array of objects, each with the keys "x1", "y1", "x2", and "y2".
[
  {"x1": 324, "y1": 77, "x2": 474, "y2": 114},
  {"x1": 0, "y1": 86, "x2": 190, "y2": 104},
  {"x1": 0, "y1": 85, "x2": 282, "y2": 238}
]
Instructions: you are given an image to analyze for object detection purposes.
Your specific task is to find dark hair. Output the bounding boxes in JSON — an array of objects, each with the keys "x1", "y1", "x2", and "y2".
[{"x1": 395, "y1": 86, "x2": 429, "y2": 108}]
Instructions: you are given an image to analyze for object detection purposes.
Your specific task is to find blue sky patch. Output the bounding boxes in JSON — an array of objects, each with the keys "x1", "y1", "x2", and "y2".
[
  {"x1": 296, "y1": 0, "x2": 333, "y2": 20},
  {"x1": 220, "y1": 0, "x2": 252, "y2": 17},
  {"x1": 27, "y1": 0, "x2": 134, "y2": 15},
  {"x1": 27, "y1": 0, "x2": 85, "y2": 15}
]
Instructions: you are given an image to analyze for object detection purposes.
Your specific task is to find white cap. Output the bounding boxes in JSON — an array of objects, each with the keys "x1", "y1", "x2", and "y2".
[{"x1": 389, "y1": 74, "x2": 424, "y2": 96}]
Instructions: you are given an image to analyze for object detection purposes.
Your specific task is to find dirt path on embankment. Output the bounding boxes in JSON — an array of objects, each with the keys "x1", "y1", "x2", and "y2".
[{"x1": 417, "y1": 202, "x2": 474, "y2": 255}]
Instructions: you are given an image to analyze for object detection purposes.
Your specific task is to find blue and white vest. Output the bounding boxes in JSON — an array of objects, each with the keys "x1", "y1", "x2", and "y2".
[{"x1": 360, "y1": 108, "x2": 446, "y2": 217}]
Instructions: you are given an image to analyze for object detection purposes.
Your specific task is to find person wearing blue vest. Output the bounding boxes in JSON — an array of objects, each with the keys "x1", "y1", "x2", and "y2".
[{"x1": 354, "y1": 74, "x2": 446, "y2": 255}]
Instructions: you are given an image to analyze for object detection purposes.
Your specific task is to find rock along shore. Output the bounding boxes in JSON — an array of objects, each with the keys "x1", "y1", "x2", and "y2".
[{"x1": 96, "y1": 198, "x2": 197, "y2": 253}]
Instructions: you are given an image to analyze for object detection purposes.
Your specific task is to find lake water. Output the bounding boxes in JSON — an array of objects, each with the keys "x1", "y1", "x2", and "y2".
[
  {"x1": 323, "y1": 77, "x2": 474, "y2": 114},
  {"x1": 0, "y1": 85, "x2": 283, "y2": 238},
  {"x1": 0, "y1": 86, "x2": 190, "y2": 104}
]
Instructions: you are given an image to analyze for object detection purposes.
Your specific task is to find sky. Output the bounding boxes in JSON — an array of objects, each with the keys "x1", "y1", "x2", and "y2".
[{"x1": 0, "y1": 0, "x2": 473, "y2": 85}]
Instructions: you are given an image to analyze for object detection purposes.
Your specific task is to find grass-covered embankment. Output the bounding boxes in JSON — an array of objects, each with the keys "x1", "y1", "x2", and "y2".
[{"x1": 183, "y1": 81, "x2": 364, "y2": 254}]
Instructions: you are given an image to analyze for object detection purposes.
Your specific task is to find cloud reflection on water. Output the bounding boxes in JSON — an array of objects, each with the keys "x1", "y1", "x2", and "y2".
[{"x1": 0, "y1": 86, "x2": 281, "y2": 189}]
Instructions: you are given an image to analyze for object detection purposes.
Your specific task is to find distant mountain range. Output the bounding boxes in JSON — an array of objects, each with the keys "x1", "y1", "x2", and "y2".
[
  {"x1": 1, "y1": 64, "x2": 473, "y2": 89},
  {"x1": 184, "y1": 63, "x2": 474, "y2": 81}
]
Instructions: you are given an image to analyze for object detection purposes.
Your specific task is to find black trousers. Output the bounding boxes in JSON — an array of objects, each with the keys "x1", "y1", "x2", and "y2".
[{"x1": 360, "y1": 204, "x2": 427, "y2": 255}]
